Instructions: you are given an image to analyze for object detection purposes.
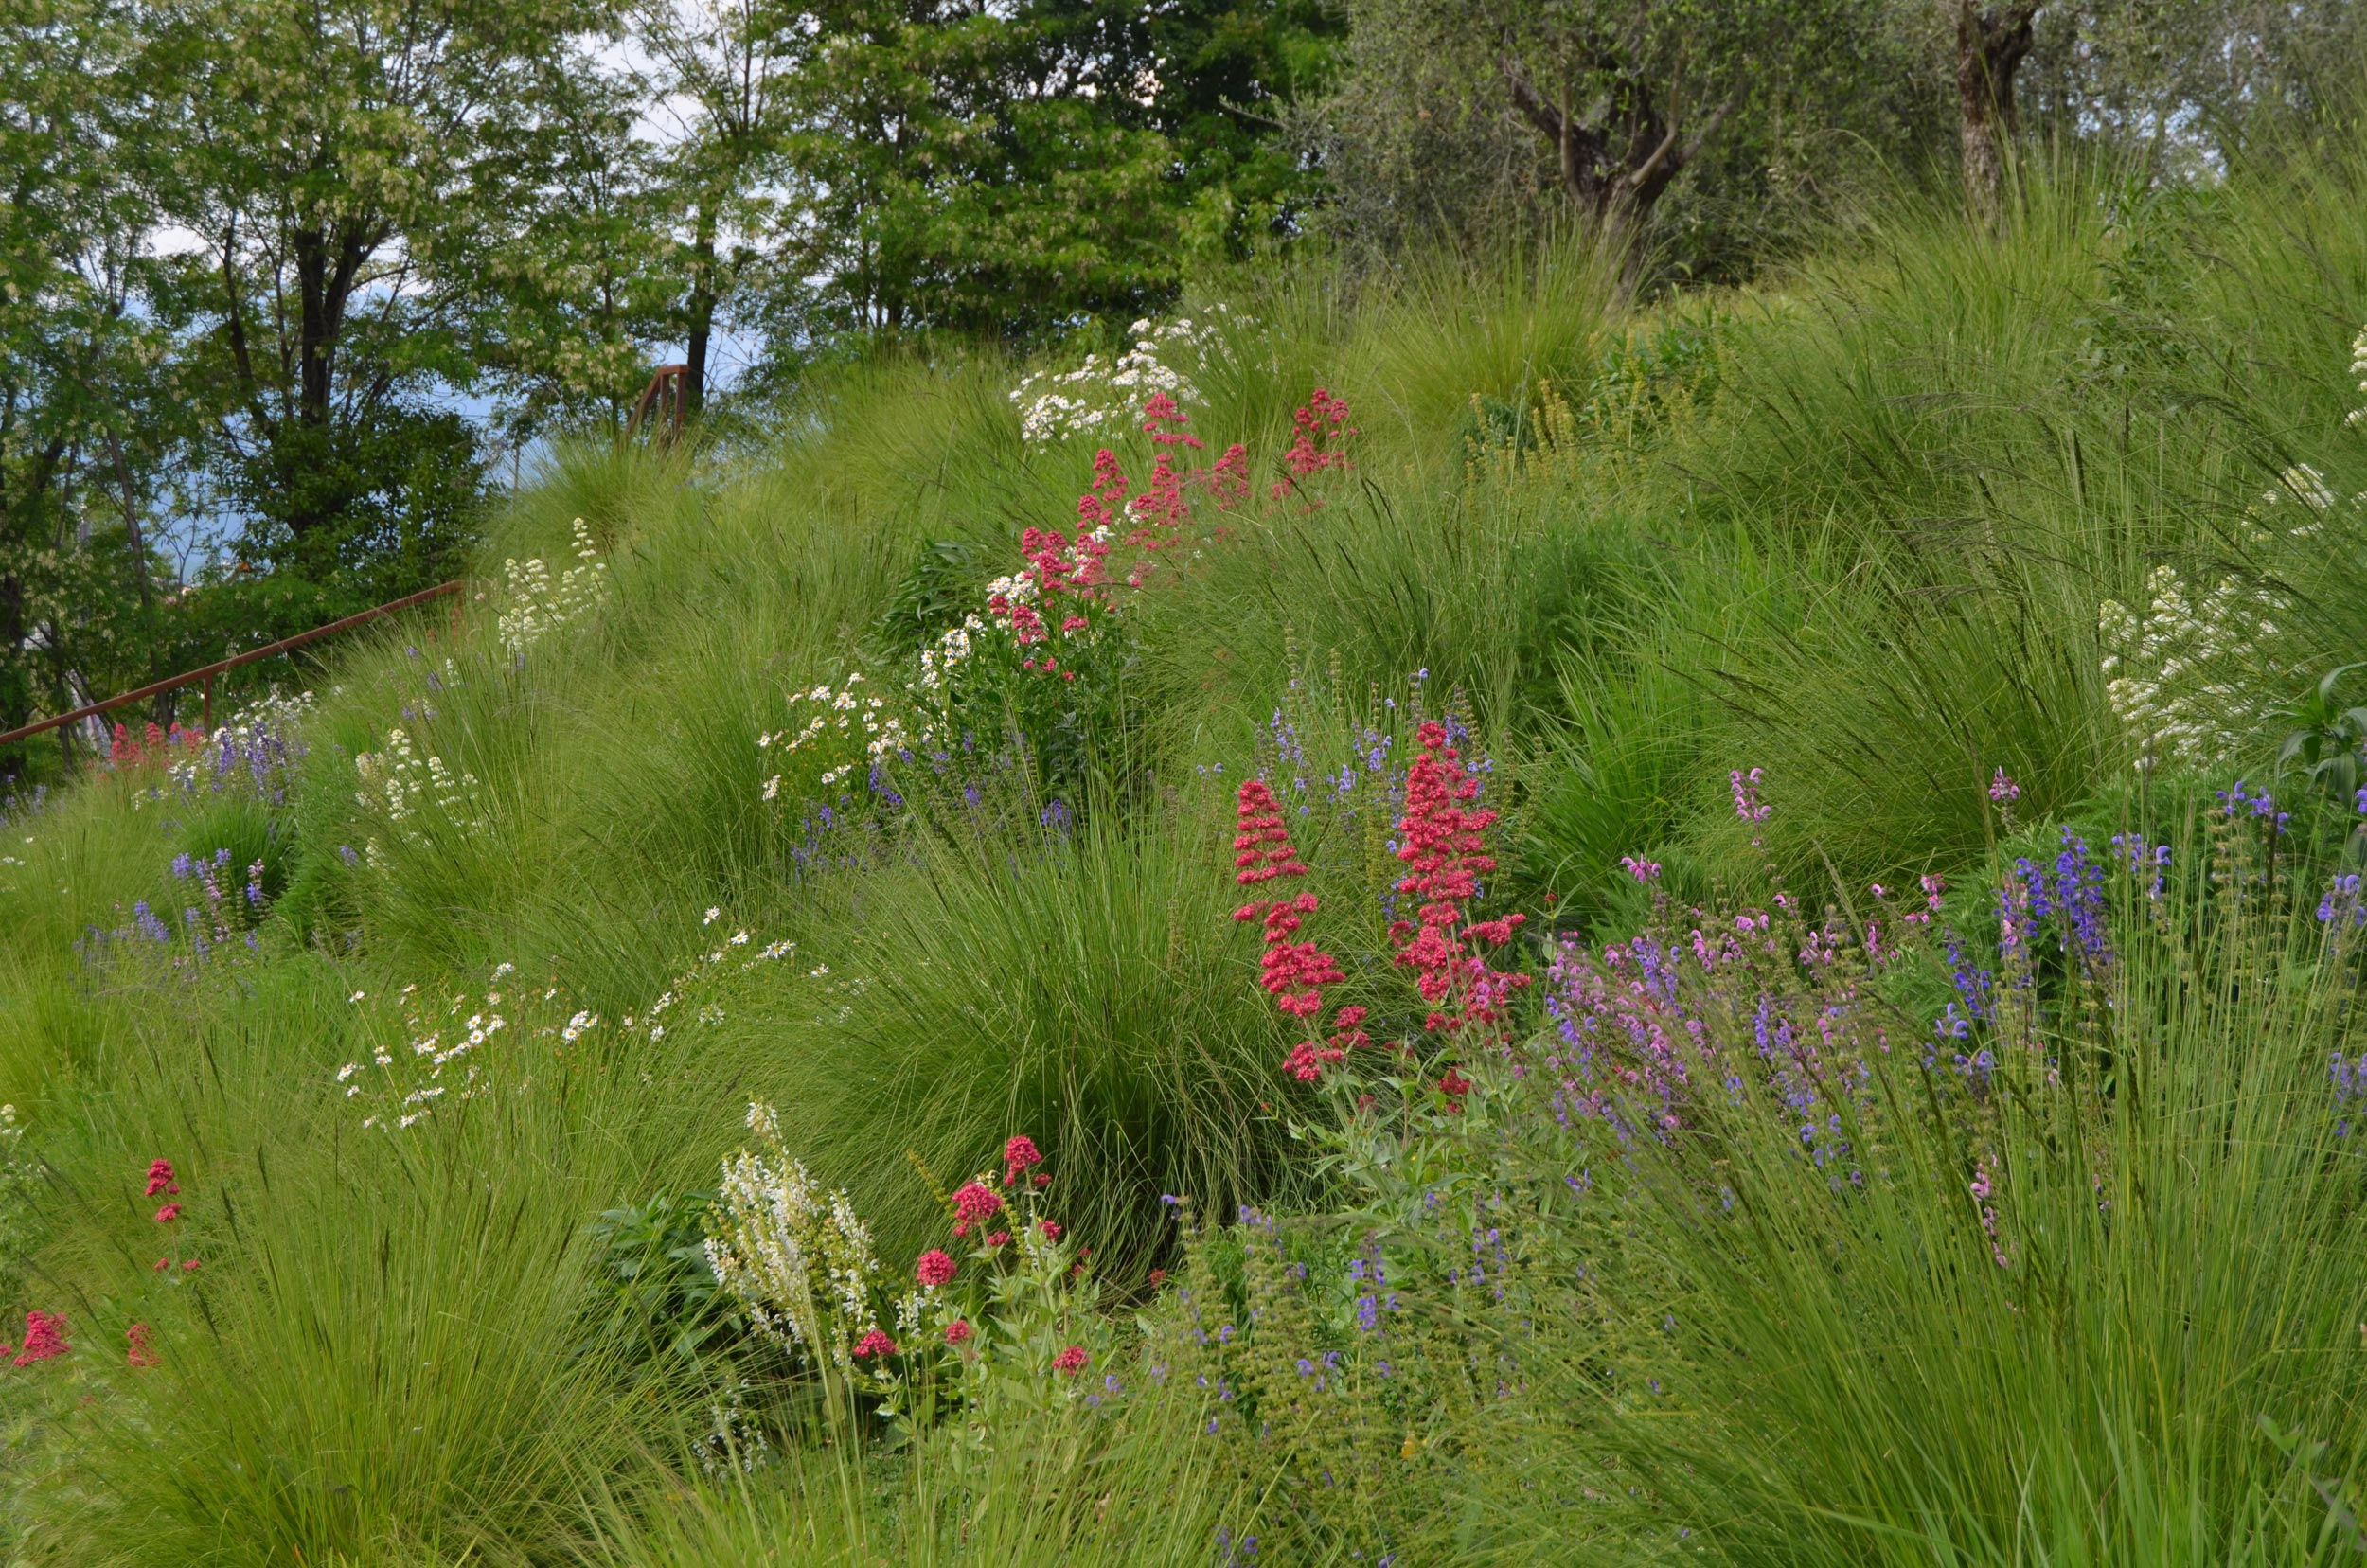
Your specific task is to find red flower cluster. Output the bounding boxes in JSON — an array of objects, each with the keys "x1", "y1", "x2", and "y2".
[
  {"x1": 108, "y1": 722, "x2": 203, "y2": 768},
  {"x1": 11, "y1": 1310, "x2": 66, "y2": 1366},
  {"x1": 1003, "y1": 1134, "x2": 1042, "y2": 1184},
  {"x1": 126, "y1": 1322, "x2": 159, "y2": 1369},
  {"x1": 144, "y1": 1159, "x2": 179, "y2": 1198},
  {"x1": 154, "y1": 1203, "x2": 181, "y2": 1224},
  {"x1": 1272, "y1": 387, "x2": 1358, "y2": 500},
  {"x1": 951, "y1": 1180, "x2": 1003, "y2": 1237},
  {"x1": 1126, "y1": 394, "x2": 1206, "y2": 544},
  {"x1": 1052, "y1": 1345, "x2": 1090, "y2": 1376},
  {"x1": 852, "y1": 1328, "x2": 898, "y2": 1360},
  {"x1": 1040, "y1": 1221, "x2": 1062, "y2": 1241},
  {"x1": 915, "y1": 1249, "x2": 957, "y2": 1288},
  {"x1": 1232, "y1": 779, "x2": 1362, "y2": 1081},
  {"x1": 1392, "y1": 722, "x2": 1529, "y2": 1035},
  {"x1": 944, "y1": 1318, "x2": 974, "y2": 1346}
]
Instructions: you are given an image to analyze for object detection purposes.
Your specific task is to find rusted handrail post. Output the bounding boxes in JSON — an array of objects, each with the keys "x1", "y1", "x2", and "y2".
[{"x1": 626, "y1": 365, "x2": 689, "y2": 445}]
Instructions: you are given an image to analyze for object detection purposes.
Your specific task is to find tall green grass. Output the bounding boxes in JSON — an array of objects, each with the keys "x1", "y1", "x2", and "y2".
[{"x1": 4, "y1": 131, "x2": 2367, "y2": 1564}]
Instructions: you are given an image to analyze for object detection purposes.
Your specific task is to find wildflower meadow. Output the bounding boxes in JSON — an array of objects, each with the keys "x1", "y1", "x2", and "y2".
[{"x1": 6, "y1": 151, "x2": 2367, "y2": 1568}]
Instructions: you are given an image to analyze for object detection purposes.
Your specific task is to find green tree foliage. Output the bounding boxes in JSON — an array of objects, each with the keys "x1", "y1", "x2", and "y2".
[
  {"x1": 0, "y1": 0, "x2": 194, "y2": 744},
  {"x1": 137, "y1": 0, "x2": 620, "y2": 602},
  {"x1": 1313, "y1": 0, "x2": 1952, "y2": 276},
  {"x1": 784, "y1": 0, "x2": 1342, "y2": 339}
]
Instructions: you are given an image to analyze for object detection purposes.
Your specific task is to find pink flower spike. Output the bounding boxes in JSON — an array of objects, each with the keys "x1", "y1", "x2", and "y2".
[
  {"x1": 144, "y1": 1159, "x2": 177, "y2": 1198},
  {"x1": 1003, "y1": 1135, "x2": 1043, "y2": 1181},
  {"x1": 181, "y1": 1258, "x2": 201, "y2": 1272},
  {"x1": 852, "y1": 1328, "x2": 897, "y2": 1360},
  {"x1": 153, "y1": 1203, "x2": 181, "y2": 1224},
  {"x1": 153, "y1": 1257, "x2": 169, "y2": 1273},
  {"x1": 127, "y1": 1323, "x2": 159, "y2": 1369},
  {"x1": 944, "y1": 1318, "x2": 973, "y2": 1346},
  {"x1": 916, "y1": 1249, "x2": 957, "y2": 1288},
  {"x1": 1040, "y1": 1221, "x2": 1062, "y2": 1241},
  {"x1": 1053, "y1": 1345, "x2": 1089, "y2": 1376},
  {"x1": 986, "y1": 1230, "x2": 1011, "y2": 1249}
]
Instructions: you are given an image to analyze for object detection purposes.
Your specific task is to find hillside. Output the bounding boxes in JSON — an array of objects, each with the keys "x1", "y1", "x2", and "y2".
[{"x1": 4, "y1": 160, "x2": 2367, "y2": 1565}]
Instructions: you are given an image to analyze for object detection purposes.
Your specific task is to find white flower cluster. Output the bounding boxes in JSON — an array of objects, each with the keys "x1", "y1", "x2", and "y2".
[
  {"x1": 758, "y1": 672, "x2": 912, "y2": 796},
  {"x1": 335, "y1": 966, "x2": 619, "y2": 1129},
  {"x1": 617, "y1": 918, "x2": 796, "y2": 1043},
  {"x1": 705, "y1": 1100, "x2": 890, "y2": 1377},
  {"x1": 1008, "y1": 309, "x2": 1240, "y2": 445},
  {"x1": 353, "y1": 725, "x2": 487, "y2": 864},
  {"x1": 497, "y1": 518, "x2": 609, "y2": 657},
  {"x1": 2099, "y1": 564, "x2": 2289, "y2": 771},
  {"x1": 336, "y1": 978, "x2": 508, "y2": 1130},
  {"x1": 912, "y1": 616, "x2": 984, "y2": 698},
  {"x1": 0, "y1": 1102, "x2": 37, "y2": 1286},
  {"x1": 2245, "y1": 462, "x2": 2338, "y2": 541}
]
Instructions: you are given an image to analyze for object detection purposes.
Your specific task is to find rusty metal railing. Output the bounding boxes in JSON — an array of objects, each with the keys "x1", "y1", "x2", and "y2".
[
  {"x1": 0, "y1": 579, "x2": 465, "y2": 749},
  {"x1": 628, "y1": 364, "x2": 689, "y2": 444}
]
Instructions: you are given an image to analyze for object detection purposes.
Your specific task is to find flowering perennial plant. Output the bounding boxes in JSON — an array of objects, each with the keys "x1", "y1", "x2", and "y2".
[
  {"x1": 105, "y1": 720, "x2": 206, "y2": 773},
  {"x1": 497, "y1": 518, "x2": 609, "y2": 656},
  {"x1": 78, "y1": 846, "x2": 273, "y2": 975},
  {"x1": 1392, "y1": 721, "x2": 1528, "y2": 1041},
  {"x1": 353, "y1": 723, "x2": 488, "y2": 865},
  {"x1": 329, "y1": 965, "x2": 609, "y2": 1130},
  {"x1": 2099, "y1": 564, "x2": 2290, "y2": 771},
  {"x1": 760, "y1": 673, "x2": 912, "y2": 794},
  {"x1": 10, "y1": 1310, "x2": 66, "y2": 1366},
  {"x1": 0, "y1": 1104, "x2": 37, "y2": 1302},
  {"x1": 705, "y1": 1100, "x2": 890, "y2": 1403},
  {"x1": 1271, "y1": 387, "x2": 1358, "y2": 504},
  {"x1": 1008, "y1": 311, "x2": 1239, "y2": 445},
  {"x1": 762, "y1": 386, "x2": 1333, "y2": 813},
  {"x1": 130, "y1": 688, "x2": 312, "y2": 814},
  {"x1": 703, "y1": 1118, "x2": 1122, "y2": 1440}
]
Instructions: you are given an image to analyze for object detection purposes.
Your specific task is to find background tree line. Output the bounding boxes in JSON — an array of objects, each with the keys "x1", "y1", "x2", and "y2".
[{"x1": 1, "y1": 0, "x2": 2354, "y2": 771}]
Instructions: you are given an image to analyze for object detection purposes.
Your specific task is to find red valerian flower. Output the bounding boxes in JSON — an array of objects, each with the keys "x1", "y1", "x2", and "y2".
[
  {"x1": 1148, "y1": 1268, "x2": 1168, "y2": 1288},
  {"x1": 1031, "y1": 1171, "x2": 1050, "y2": 1188},
  {"x1": 986, "y1": 1230, "x2": 1011, "y2": 1249},
  {"x1": 154, "y1": 1203, "x2": 182, "y2": 1223},
  {"x1": 1003, "y1": 1135, "x2": 1043, "y2": 1183},
  {"x1": 144, "y1": 1159, "x2": 180, "y2": 1198},
  {"x1": 1053, "y1": 1345, "x2": 1090, "y2": 1375},
  {"x1": 852, "y1": 1328, "x2": 898, "y2": 1359},
  {"x1": 181, "y1": 1258, "x2": 201, "y2": 1272},
  {"x1": 1438, "y1": 1067, "x2": 1472, "y2": 1110},
  {"x1": 1391, "y1": 722, "x2": 1530, "y2": 1036},
  {"x1": 1040, "y1": 1221, "x2": 1062, "y2": 1241},
  {"x1": 1271, "y1": 388, "x2": 1359, "y2": 502},
  {"x1": 152, "y1": 1257, "x2": 169, "y2": 1272},
  {"x1": 12, "y1": 1310, "x2": 67, "y2": 1365},
  {"x1": 1230, "y1": 779, "x2": 1357, "y2": 1082},
  {"x1": 952, "y1": 1180, "x2": 1004, "y2": 1227},
  {"x1": 944, "y1": 1318, "x2": 974, "y2": 1346},
  {"x1": 916, "y1": 1249, "x2": 957, "y2": 1288},
  {"x1": 126, "y1": 1323, "x2": 159, "y2": 1368}
]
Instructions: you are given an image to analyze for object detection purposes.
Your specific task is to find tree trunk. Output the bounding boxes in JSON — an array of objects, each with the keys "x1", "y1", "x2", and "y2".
[
  {"x1": 286, "y1": 217, "x2": 381, "y2": 538},
  {"x1": 1504, "y1": 61, "x2": 1735, "y2": 235},
  {"x1": 685, "y1": 207, "x2": 717, "y2": 418},
  {"x1": 1957, "y1": 1, "x2": 2038, "y2": 223}
]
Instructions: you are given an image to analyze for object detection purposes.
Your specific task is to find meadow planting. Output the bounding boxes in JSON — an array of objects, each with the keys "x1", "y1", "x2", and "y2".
[{"x1": 7, "y1": 160, "x2": 2367, "y2": 1566}]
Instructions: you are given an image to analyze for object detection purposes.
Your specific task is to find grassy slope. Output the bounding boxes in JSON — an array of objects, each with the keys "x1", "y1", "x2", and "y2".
[{"x1": 1, "y1": 151, "x2": 2365, "y2": 1562}]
